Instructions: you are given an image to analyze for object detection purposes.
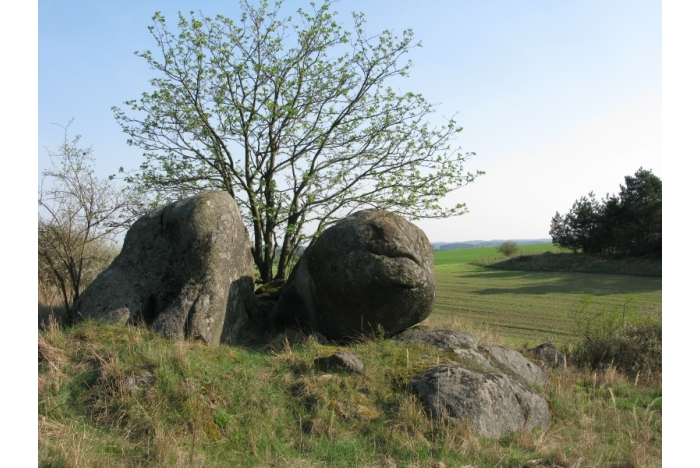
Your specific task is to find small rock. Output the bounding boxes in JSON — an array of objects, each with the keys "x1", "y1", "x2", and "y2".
[
  {"x1": 124, "y1": 370, "x2": 155, "y2": 391},
  {"x1": 528, "y1": 343, "x2": 567, "y2": 369},
  {"x1": 314, "y1": 351, "x2": 364, "y2": 374},
  {"x1": 393, "y1": 328, "x2": 479, "y2": 351},
  {"x1": 255, "y1": 279, "x2": 286, "y2": 321},
  {"x1": 329, "y1": 397, "x2": 378, "y2": 420}
]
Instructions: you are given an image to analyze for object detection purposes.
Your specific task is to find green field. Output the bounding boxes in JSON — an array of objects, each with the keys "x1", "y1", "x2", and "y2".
[
  {"x1": 430, "y1": 244, "x2": 662, "y2": 345},
  {"x1": 434, "y1": 242, "x2": 565, "y2": 265}
]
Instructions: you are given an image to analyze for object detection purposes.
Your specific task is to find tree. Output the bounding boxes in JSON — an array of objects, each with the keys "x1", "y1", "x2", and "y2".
[
  {"x1": 113, "y1": 0, "x2": 481, "y2": 283},
  {"x1": 549, "y1": 169, "x2": 661, "y2": 256},
  {"x1": 616, "y1": 168, "x2": 662, "y2": 255},
  {"x1": 549, "y1": 192, "x2": 603, "y2": 254},
  {"x1": 497, "y1": 240, "x2": 518, "y2": 257},
  {"x1": 38, "y1": 121, "x2": 132, "y2": 313}
]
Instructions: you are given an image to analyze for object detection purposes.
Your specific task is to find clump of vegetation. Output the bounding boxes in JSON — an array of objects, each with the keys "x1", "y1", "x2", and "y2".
[
  {"x1": 497, "y1": 240, "x2": 518, "y2": 257},
  {"x1": 567, "y1": 295, "x2": 662, "y2": 376}
]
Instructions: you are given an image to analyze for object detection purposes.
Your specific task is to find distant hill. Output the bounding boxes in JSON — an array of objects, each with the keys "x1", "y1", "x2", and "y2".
[{"x1": 431, "y1": 238, "x2": 552, "y2": 251}]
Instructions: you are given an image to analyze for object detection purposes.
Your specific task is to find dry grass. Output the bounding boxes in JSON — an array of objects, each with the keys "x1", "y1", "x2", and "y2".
[
  {"x1": 38, "y1": 283, "x2": 70, "y2": 330},
  {"x1": 38, "y1": 321, "x2": 661, "y2": 467},
  {"x1": 420, "y1": 314, "x2": 513, "y2": 348}
]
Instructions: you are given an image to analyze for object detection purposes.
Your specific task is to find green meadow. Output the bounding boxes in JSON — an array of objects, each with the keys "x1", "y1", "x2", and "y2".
[
  {"x1": 38, "y1": 243, "x2": 662, "y2": 467},
  {"x1": 429, "y1": 244, "x2": 662, "y2": 345},
  {"x1": 433, "y1": 242, "x2": 565, "y2": 266}
]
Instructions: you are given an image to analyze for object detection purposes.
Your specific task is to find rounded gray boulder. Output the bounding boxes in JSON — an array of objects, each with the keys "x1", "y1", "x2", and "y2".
[
  {"x1": 410, "y1": 365, "x2": 551, "y2": 439},
  {"x1": 271, "y1": 209, "x2": 435, "y2": 340},
  {"x1": 72, "y1": 191, "x2": 257, "y2": 346}
]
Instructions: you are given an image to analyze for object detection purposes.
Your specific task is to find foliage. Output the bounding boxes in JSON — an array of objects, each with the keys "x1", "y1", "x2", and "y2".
[
  {"x1": 549, "y1": 192, "x2": 603, "y2": 254},
  {"x1": 38, "y1": 121, "x2": 131, "y2": 313},
  {"x1": 113, "y1": 0, "x2": 481, "y2": 283},
  {"x1": 549, "y1": 168, "x2": 661, "y2": 256},
  {"x1": 496, "y1": 240, "x2": 518, "y2": 257},
  {"x1": 567, "y1": 295, "x2": 662, "y2": 375}
]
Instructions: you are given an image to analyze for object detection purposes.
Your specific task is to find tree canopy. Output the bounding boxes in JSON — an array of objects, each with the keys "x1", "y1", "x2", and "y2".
[
  {"x1": 549, "y1": 168, "x2": 661, "y2": 256},
  {"x1": 113, "y1": 0, "x2": 481, "y2": 283}
]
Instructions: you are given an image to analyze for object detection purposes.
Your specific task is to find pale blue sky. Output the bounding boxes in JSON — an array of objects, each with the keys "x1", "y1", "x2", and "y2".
[{"x1": 38, "y1": 0, "x2": 661, "y2": 242}]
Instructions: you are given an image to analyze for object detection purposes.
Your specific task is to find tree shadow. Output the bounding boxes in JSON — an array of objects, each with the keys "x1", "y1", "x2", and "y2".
[{"x1": 458, "y1": 269, "x2": 661, "y2": 296}]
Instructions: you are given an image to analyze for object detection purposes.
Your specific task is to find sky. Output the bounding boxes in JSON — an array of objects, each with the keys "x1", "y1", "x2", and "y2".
[
  {"x1": 37, "y1": 0, "x2": 662, "y2": 243},
  {"x1": 8, "y1": 1, "x2": 699, "y2": 462}
]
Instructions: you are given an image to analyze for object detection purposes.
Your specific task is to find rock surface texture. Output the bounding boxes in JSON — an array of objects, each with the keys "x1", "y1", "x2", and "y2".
[
  {"x1": 528, "y1": 343, "x2": 567, "y2": 369},
  {"x1": 479, "y1": 346, "x2": 548, "y2": 387},
  {"x1": 410, "y1": 365, "x2": 551, "y2": 439},
  {"x1": 314, "y1": 352, "x2": 364, "y2": 374},
  {"x1": 271, "y1": 209, "x2": 435, "y2": 340},
  {"x1": 393, "y1": 328, "x2": 479, "y2": 351},
  {"x1": 72, "y1": 191, "x2": 257, "y2": 346}
]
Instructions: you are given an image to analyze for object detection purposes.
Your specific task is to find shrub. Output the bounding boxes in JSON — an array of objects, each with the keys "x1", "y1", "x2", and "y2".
[
  {"x1": 39, "y1": 121, "x2": 131, "y2": 312},
  {"x1": 497, "y1": 241, "x2": 519, "y2": 257},
  {"x1": 568, "y1": 295, "x2": 661, "y2": 375}
]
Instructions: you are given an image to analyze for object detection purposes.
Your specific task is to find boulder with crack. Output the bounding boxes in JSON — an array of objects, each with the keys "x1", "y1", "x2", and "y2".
[{"x1": 72, "y1": 191, "x2": 257, "y2": 346}]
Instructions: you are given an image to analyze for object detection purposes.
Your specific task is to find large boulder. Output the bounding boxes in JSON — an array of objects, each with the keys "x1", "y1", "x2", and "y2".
[
  {"x1": 270, "y1": 209, "x2": 435, "y2": 340},
  {"x1": 409, "y1": 365, "x2": 551, "y2": 439},
  {"x1": 72, "y1": 191, "x2": 257, "y2": 346}
]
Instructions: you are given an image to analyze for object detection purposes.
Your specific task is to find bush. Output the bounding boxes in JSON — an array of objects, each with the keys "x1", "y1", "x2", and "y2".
[
  {"x1": 497, "y1": 241, "x2": 519, "y2": 257},
  {"x1": 568, "y1": 295, "x2": 661, "y2": 375},
  {"x1": 38, "y1": 121, "x2": 131, "y2": 312},
  {"x1": 571, "y1": 322, "x2": 661, "y2": 375}
]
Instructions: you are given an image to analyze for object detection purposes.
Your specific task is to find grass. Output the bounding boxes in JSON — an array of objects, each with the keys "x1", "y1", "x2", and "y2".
[
  {"x1": 431, "y1": 245, "x2": 662, "y2": 346},
  {"x1": 38, "y1": 244, "x2": 661, "y2": 467},
  {"x1": 39, "y1": 319, "x2": 661, "y2": 467},
  {"x1": 433, "y1": 243, "x2": 564, "y2": 266},
  {"x1": 474, "y1": 253, "x2": 661, "y2": 278}
]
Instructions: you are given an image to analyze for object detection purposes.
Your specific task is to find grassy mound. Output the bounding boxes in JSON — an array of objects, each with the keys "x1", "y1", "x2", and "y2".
[
  {"x1": 39, "y1": 320, "x2": 661, "y2": 467},
  {"x1": 472, "y1": 252, "x2": 661, "y2": 278}
]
